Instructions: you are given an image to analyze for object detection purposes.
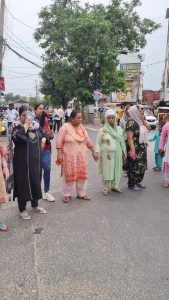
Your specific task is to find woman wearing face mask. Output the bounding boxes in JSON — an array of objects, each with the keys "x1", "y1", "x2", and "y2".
[
  {"x1": 95, "y1": 109, "x2": 126, "y2": 195},
  {"x1": 12, "y1": 105, "x2": 47, "y2": 219}
]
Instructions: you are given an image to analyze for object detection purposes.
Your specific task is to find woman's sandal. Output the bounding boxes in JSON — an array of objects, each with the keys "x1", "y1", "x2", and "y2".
[
  {"x1": 111, "y1": 188, "x2": 123, "y2": 193},
  {"x1": 0, "y1": 223, "x2": 8, "y2": 232},
  {"x1": 162, "y1": 182, "x2": 169, "y2": 188},
  {"x1": 77, "y1": 195, "x2": 91, "y2": 201},
  {"x1": 63, "y1": 196, "x2": 71, "y2": 203},
  {"x1": 102, "y1": 189, "x2": 109, "y2": 196}
]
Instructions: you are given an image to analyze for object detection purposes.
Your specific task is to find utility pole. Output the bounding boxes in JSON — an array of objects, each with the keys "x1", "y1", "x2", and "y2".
[
  {"x1": 0, "y1": 0, "x2": 5, "y2": 77},
  {"x1": 164, "y1": 8, "x2": 169, "y2": 101},
  {"x1": 35, "y1": 81, "x2": 39, "y2": 102}
]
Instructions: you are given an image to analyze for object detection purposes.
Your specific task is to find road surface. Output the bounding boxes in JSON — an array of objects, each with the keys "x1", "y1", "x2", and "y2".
[{"x1": 1, "y1": 129, "x2": 169, "y2": 300}]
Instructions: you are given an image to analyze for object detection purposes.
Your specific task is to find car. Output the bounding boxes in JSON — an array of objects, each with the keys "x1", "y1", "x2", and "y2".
[{"x1": 145, "y1": 114, "x2": 158, "y2": 129}]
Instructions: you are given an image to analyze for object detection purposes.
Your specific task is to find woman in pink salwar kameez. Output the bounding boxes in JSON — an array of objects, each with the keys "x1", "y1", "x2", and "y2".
[
  {"x1": 56, "y1": 110, "x2": 98, "y2": 202},
  {"x1": 159, "y1": 122, "x2": 169, "y2": 187}
]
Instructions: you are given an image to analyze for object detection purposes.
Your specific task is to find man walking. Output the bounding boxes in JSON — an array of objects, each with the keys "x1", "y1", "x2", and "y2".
[
  {"x1": 7, "y1": 103, "x2": 18, "y2": 128},
  {"x1": 64, "y1": 107, "x2": 72, "y2": 123},
  {"x1": 53, "y1": 106, "x2": 64, "y2": 133}
]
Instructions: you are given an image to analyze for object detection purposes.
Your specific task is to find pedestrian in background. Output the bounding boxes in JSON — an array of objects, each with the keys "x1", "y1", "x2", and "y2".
[
  {"x1": 149, "y1": 122, "x2": 164, "y2": 172},
  {"x1": 7, "y1": 103, "x2": 18, "y2": 128},
  {"x1": 12, "y1": 106, "x2": 47, "y2": 220},
  {"x1": 53, "y1": 106, "x2": 64, "y2": 133},
  {"x1": 34, "y1": 103, "x2": 55, "y2": 202},
  {"x1": 120, "y1": 105, "x2": 131, "y2": 130},
  {"x1": 0, "y1": 141, "x2": 9, "y2": 231},
  {"x1": 95, "y1": 109, "x2": 126, "y2": 195},
  {"x1": 64, "y1": 107, "x2": 72, "y2": 123},
  {"x1": 117, "y1": 105, "x2": 124, "y2": 126},
  {"x1": 159, "y1": 120, "x2": 169, "y2": 187},
  {"x1": 56, "y1": 110, "x2": 98, "y2": 203},
  {"x1": 126, "y1": 105, "x2": 148, "y2": 191}
]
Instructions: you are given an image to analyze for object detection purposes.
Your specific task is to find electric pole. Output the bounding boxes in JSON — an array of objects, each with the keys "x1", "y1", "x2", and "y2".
[
  {"x1": 164, "y1": 8, "x2": 169, "y2": 101},
  {"x1": 0, "y1": 0, "x2": 5, "y2": 77},
  {"x1": 35, "y1": 81, "x2": 39, "y2": 102}
]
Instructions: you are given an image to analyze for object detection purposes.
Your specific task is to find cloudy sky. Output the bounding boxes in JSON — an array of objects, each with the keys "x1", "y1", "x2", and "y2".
[{"x1": 2, "y1": 0, "x2": 169, "y2": 97}]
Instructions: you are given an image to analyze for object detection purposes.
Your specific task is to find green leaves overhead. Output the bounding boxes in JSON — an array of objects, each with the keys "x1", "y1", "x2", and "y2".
[{"x1": 34, "y1": 0, "x2": 160, "y2": 105}]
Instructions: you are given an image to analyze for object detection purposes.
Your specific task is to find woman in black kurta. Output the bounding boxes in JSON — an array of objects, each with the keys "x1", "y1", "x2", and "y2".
[{"x1": 12, "y1": 106, "x2": 47, "y2": 219}]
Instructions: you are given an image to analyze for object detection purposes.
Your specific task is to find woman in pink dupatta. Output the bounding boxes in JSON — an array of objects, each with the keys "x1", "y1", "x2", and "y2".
[
  {"x1": 159, "y1": 122, "x2": 169, "y2": 187},
  {"x1": 56, "y1": 110, "x2": 98, "y2": 203}
]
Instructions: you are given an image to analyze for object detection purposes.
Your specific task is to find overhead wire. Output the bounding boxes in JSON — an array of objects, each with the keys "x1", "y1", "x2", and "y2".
[
  {"x1": 4, "y1": 41, "x2": 42, "y2": 69},
  {"x1": 3, "y1": 65, "x2": 39, "y2": 69},
  {"x1": 142, "y1": 59, "x2": 165, "y2": 67},
  {"x1": 3, "y1": 68, "x2": 40, "y2": 75},
  {"x1": 4, "y1": 25, "x2": 42, "y2": 60},
  {"x1": 2, "y1": 0, "x2": 35, "y2": 31}
]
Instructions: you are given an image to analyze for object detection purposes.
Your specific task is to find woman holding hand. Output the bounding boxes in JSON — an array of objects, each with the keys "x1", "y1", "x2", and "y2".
[
  {"x1": 95, "y1": 109, "x2": 126, "y2": 195},
  {"x1": 56, "y1": 110, "x2": 98, "y2": 203}
]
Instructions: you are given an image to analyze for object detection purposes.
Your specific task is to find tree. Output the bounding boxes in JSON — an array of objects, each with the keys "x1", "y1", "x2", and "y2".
[
  {"x1": 4, "y1": 93, "x2": 27, "y2": 104},
  {"x1": 34, "y1": 0, "x2": 160, "y2": 105},
  {"x1": 29, "y1": 97, "x2": 37, "y2": 109}
]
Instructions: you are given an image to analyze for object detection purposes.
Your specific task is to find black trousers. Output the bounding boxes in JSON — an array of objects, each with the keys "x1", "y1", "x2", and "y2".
[
  {"x1": 53, "y1": 120, "x2": 62, "y2": 132},
  {"x1": 17, "y1": 198, "x2": 38, "y2": 213}
]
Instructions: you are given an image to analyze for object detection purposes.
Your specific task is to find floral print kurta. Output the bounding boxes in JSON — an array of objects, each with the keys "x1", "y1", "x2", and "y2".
[{"x1": 126, "y1": 119, "x2": 147, "y2": 187}]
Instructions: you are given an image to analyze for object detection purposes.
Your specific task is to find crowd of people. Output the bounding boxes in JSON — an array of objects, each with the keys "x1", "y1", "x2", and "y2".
[{"x1": 0, "y1": 103, "x2": 168, "y2": 231}]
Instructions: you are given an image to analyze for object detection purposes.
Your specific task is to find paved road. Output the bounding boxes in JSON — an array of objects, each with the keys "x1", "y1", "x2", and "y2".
[{"x1": 1, "y1": 129, "x2": 169, "y2": 300}]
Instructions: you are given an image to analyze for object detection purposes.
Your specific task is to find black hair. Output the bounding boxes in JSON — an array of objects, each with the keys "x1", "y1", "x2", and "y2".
[
  {"x1": 159, "y1": 121, "x2": 165, "y2": 128},
  {"x1": 19, "y1": 105, "x2": 28, "y2": 116},
  {"x1": 34, "y1": 103, "x2": 44, "y2": 111},
  {"x1": 70, "y1": 110, "x2": 81, "y2": 120}
]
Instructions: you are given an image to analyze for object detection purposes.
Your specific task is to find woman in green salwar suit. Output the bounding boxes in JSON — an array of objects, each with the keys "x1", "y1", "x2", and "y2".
[{"x1": 96, "y1": 109, "x2": 126, "y2": 195}]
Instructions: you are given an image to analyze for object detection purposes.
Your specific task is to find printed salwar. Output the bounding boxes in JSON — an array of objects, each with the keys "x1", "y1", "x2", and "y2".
[{"x1": 126, "y1": 119, "x2": 147, "y2": 187}]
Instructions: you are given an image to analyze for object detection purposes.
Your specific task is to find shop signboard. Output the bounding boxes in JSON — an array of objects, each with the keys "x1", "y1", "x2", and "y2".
[{"x1": 120, "y1": 63, "x2": 141, "y2": 75}]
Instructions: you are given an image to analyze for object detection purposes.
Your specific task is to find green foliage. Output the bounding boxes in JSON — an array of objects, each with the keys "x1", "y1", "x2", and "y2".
[
  {"x1": 4, "y1": 93, "x2": 27, "y2": 104},
  {"x1": 34, "y1": 0, "x2": 160, "y2": 105},
  {"x1": 29, "y1": 97, "x2": 37, "y2": 108}
]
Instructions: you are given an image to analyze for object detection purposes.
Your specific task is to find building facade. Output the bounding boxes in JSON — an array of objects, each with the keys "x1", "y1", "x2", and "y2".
[
  {"x1": 142, "y1": 90, "x2": 161, "y2": 105},
  {"x1": 116, "y1": 52, "x2": 144, "y2": 103},
  {"x1": 161, "y1": 9, "x2": 169, "y2": 101}
]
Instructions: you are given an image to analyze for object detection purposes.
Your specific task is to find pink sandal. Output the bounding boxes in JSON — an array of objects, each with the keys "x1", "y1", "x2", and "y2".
[
  {"x1": 63, "y1": 196, "x2": 71, "y2": 203},
  {"x1": 162, "y1": 182, "x2": 169, "y2": 188}
]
